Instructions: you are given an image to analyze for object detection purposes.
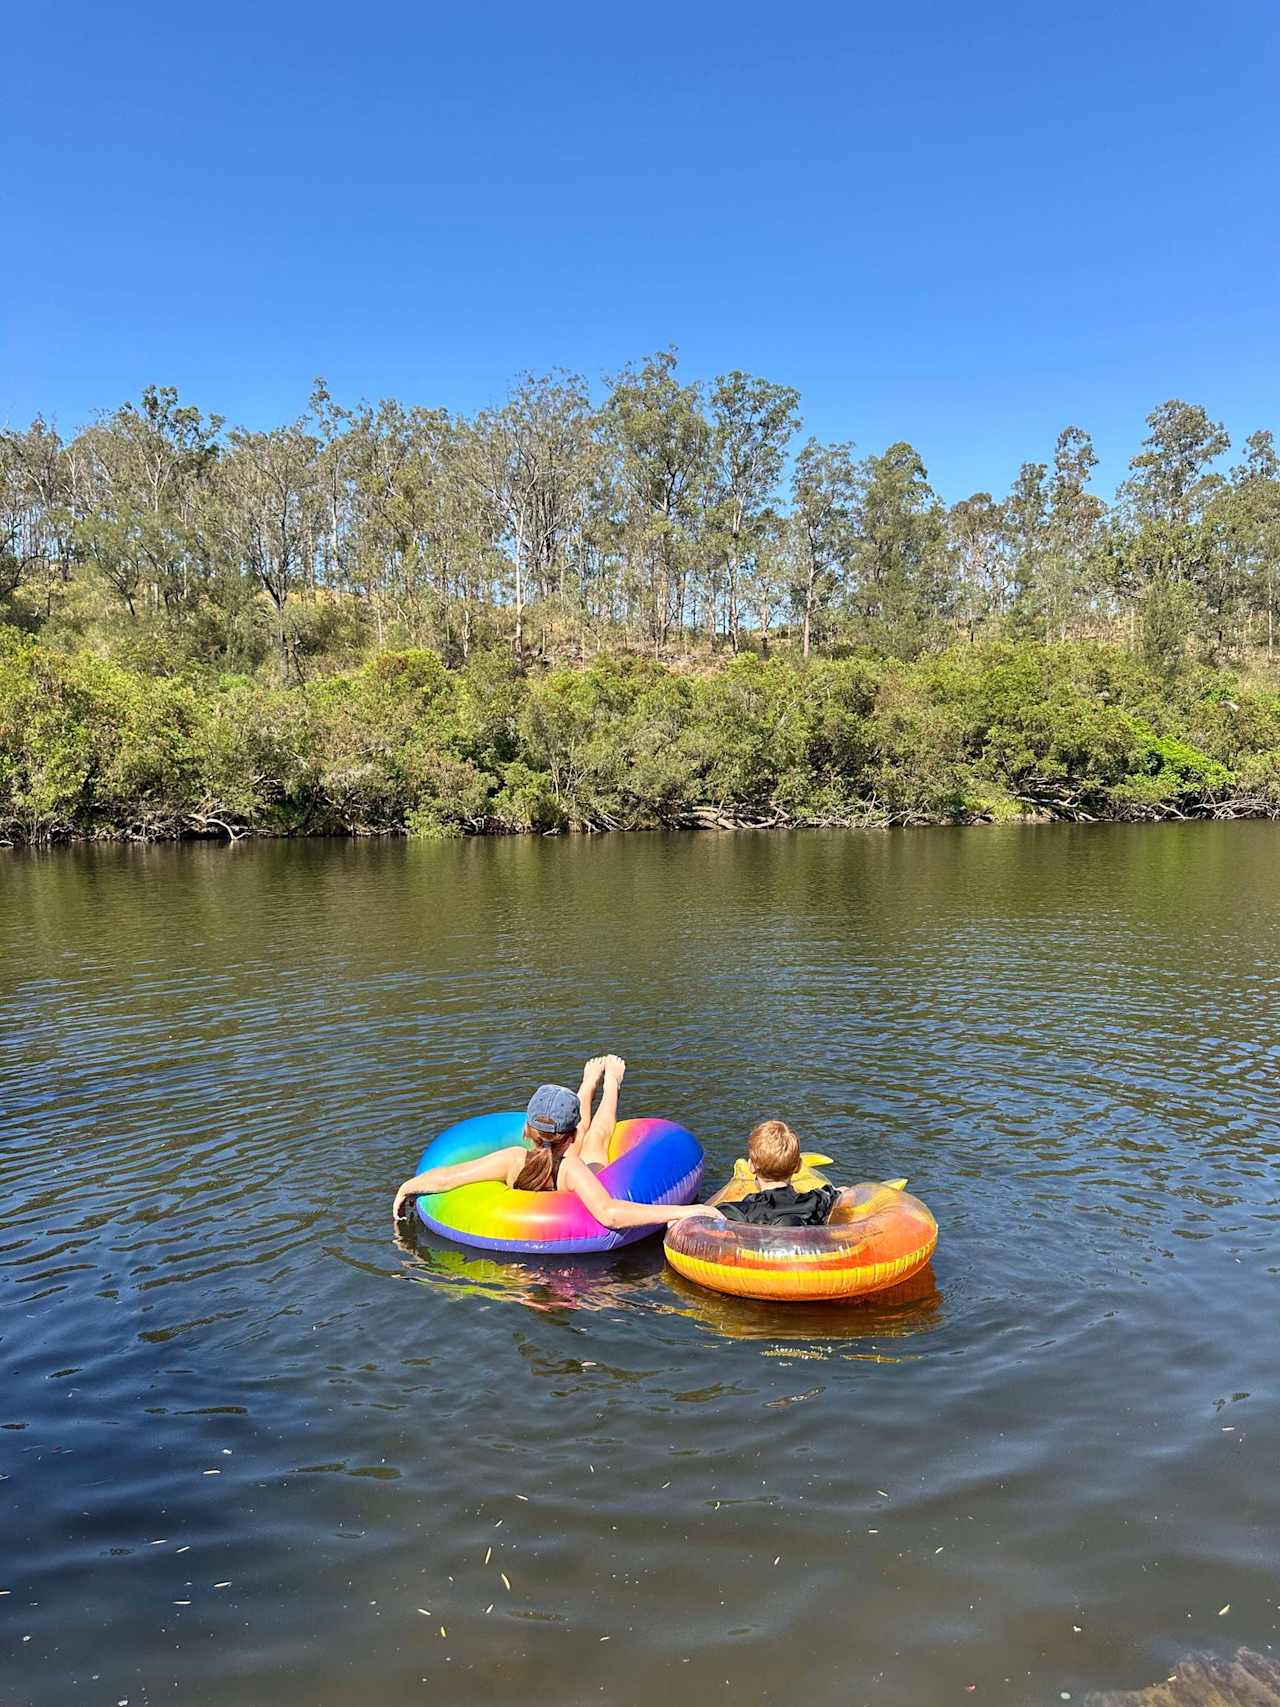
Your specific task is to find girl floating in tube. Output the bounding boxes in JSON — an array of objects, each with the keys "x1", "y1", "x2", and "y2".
[{"x1": 392, "y1": 1055, "x2": 721, "y2": 1233}]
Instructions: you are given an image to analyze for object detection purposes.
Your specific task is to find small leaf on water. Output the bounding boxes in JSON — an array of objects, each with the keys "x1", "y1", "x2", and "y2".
[
  {"x1": 416, "y1": 1608, "x2": 431, "y2": 1616},
  {"x1": 484, "y1": 1547, "x2": 492, "y2": 1565},
  {"x1": 1219, "y1": 1603, "x2": 1231, "y2": 1615},
  {"x1": 515, "y1": 1495, "x2": 529, "y2": 1502},
  {"x1": 501, "y1": 1573, "x2": 511, "y2": 1591},
  {"x1": 439, "y1": 1626, "x2": 447, "y2": 1638},
  {"x1": 773, "y1": 1556, "x2": 781, "y2": 1566},
  {"x1": 485, "y1": 1604, "x2": 493, "y2": 1614},
  {"x1": 935, "y1": 1547, "x2": 944, "y2": 1554}
]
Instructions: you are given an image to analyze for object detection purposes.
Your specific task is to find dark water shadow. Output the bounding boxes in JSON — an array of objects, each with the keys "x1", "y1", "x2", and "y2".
[
  {"x1": 397, "y1": 1223, "x2": 674, "y2": 1316},
  {"x1": 1087, "y1": 1649, "x2": 1280, "y2": 1706},
  {"x1": 397, "y1": 1223, "x2": 943, "y2": 1349},
  {"x1": 662, "y1": 1262, "x2": 944, "y2": 1348}
]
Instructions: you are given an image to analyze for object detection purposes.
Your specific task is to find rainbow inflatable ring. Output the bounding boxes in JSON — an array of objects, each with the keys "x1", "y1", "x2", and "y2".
[
  {"x1": 664, "y1": 1156, "x2": 937, "y2": 1302},
  {"x1": 413, "y1": 1111, "x2": 704, "y2": 1255}
]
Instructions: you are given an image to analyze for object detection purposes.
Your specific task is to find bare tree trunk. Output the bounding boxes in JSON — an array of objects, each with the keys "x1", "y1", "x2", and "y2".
[
  {"x1": 802, "y1": 554, "x2": 815, "y2": 659},
  {"x1": 513, "y1": 517, "x2": 526, "y2": 664}
]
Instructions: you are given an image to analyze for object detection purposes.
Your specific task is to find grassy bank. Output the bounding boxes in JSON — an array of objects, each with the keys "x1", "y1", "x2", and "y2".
[{"x1": 3, "y1": 629, "x2": 1280, "y2": 845}]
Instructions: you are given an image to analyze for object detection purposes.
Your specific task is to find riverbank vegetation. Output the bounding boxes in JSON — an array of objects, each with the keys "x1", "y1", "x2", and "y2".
[
  {"x1": 3, "y1": 359, "x2": 1279, "y2": 843},
  {"x1": 4, "y1": 634, "x2": 1279, "y2": 843}
]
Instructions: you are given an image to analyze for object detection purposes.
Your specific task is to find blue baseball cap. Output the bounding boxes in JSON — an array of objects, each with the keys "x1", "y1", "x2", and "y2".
[{"x1": 526, "y1": 1084, "x2": 582, "y2": 1136}]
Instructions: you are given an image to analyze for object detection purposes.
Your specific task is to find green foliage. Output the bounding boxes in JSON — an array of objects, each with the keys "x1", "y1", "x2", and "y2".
[{"x1": 2, "y1": 632, "x2": 1279, "y2": 844}]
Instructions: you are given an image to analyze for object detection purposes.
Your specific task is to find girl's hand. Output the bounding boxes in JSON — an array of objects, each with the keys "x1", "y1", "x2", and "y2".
[
  {"x1": 670, "y1": 1203, "x2": 723, "y2": 1221},
  {"x1": 392, "y1": 1180, "x2": 419, "y2": 1227}
]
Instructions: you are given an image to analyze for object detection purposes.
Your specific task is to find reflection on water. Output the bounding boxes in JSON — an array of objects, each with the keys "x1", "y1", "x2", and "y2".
[
  {"x1": 663, "y1": 1262, "x2": 944, "y2": 1346},
  {"x1": 402, "y1": 1226, "x2": 944, "y2": 1346},
  {"x1": 1088, "y1": 1649, "x2": 1280, "y2": 1706},
  {"x1": 400, "y1": 1227, "x2": 673, "y2": 1315}
]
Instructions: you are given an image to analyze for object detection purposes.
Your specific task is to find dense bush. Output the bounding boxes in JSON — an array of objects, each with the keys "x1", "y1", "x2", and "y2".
[{"x1": 2, "y1": 627, "x2": 1279, "y2": 845}]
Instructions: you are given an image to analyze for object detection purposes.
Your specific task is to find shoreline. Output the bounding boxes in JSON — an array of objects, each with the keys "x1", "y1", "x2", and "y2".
[{"x1": 5, "y1": 792, "x2": 1279, "y2": 850}]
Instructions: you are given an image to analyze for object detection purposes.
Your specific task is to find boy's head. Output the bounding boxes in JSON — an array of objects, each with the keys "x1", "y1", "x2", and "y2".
[{"x1": 747, "y1": 1119, "x2": 801, "y2": 1184}]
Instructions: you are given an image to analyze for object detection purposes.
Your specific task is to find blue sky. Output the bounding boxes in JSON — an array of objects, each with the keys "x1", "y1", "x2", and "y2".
[{"x1": 6, "y1": 0, "x2": 1278, "y2": 501}]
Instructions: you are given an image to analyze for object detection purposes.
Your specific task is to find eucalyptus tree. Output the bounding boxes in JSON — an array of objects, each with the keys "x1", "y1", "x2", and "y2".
[
  {"x1": 789, "y1": 438, "x2": 858, "y2": 658},
  {"x1": 740, "y1": 510, "x2": 791, "y2": 651},
  {"x1": 1004, "y1": 461, "x2": 1049, "y2": 619},
  {"x1": 308, "y1": 379, "x2": 362, "y2": 605},
  {"x1": 340, "y1": 397, "x2": 467, "y2": 647},
  {"x1": 216, "y1": 421, "x2": 324, "y2": 677},
  {"x1": 69, "y1": 386, "x2": 222, "y2": 620},
  {"x1": 850, "y1": 442, "x2": 947, "y2": 657},
  {"x1": 947, "y1": 492, "x2": 1008, "y2": 642},
  {"x1": 707, "y1": 371, "x2": 801, "y2": 651},
  {"x1": 603, "y1": 350, "x2": 710, "y2": 653},
  {"x1": 1205, "y1": 430, "x2": 1280, "y2": 657},
  {"x1": 469, "y1": 370, "x2": 596, "y2": 661},
  {"x1": 0, "y1": 420, "x2": 75, "y2": 607},
  {"x1": 1041, "y1": 427, "x2": 1106, "y2": 640},
  {"x1": 1117, "y1": 401, "x2": 1231, "y2": 667}
]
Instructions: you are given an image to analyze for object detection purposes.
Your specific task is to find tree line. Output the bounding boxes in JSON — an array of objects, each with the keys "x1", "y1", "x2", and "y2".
[{"x1": 3, "y1": 354, "x2": 1279, "y2": 678}]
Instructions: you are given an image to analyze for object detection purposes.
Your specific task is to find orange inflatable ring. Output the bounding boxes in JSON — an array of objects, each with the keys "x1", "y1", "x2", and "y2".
[{"x1": 664, "y1": 1163, "x2": 938, "y2": 1303}]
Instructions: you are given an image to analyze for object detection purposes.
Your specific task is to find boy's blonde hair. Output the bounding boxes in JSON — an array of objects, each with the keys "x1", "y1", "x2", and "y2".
[{"x1": 747, "y1": 1119, "x2": 801, "y2": 1181}]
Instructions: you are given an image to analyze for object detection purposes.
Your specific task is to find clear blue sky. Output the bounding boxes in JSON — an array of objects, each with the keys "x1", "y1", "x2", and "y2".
[{"x1": 5, "y1": 0, "x2": 1277, "y2": 501}]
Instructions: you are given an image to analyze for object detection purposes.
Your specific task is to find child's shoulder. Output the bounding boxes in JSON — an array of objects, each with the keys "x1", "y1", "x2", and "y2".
[{"x1": 724, "y1": 1151, "x2": 837, "y2": 1199}]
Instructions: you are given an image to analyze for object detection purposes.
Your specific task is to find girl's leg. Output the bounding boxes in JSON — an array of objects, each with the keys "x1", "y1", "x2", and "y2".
[
  {"x1": 579, "y1": 1056, "x2": 624, "y2": 1169},
  {"x1": 568, "y1": 1057, "x2": 606, "y2": 1161}
]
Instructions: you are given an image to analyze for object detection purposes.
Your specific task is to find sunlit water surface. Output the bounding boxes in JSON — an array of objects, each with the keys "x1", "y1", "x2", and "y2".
[{"x1": 2, "y1": 825, "x2": 1278, "y2": 1706}]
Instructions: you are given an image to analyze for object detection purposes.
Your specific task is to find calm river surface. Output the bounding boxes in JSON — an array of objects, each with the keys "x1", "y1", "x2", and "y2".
[{"x1": 3, "y1": 825, "x2": 1279, "y2": 1707}]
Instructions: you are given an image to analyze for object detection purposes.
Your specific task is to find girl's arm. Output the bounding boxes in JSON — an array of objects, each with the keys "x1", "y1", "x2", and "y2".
[
  {"x1": 560, "y1": 1154, "x2": 721, "y2": 1231},
  {"x1": 392, "y1": 1147, "x2": 522, "y2": 1225}
]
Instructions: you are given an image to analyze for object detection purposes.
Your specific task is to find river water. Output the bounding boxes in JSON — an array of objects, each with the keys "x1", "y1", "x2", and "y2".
[{"x1": 2, "y1": 825, "x2": 1278, "y2": 1707}]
